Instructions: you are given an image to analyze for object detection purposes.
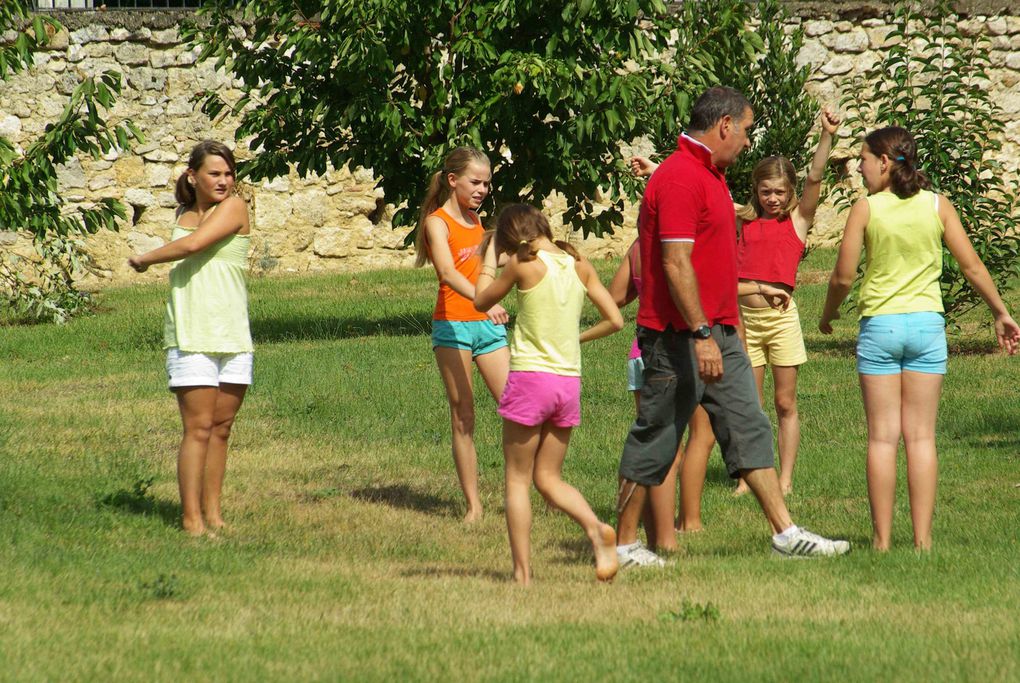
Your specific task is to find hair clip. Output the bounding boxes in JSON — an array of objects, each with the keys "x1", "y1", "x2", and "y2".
[
  {"x1": 895, "y1": 156, "x2": 905, "y2": 161},
  {"x1": 519, "y1": 239, "x2": 529, "y2": 245}
]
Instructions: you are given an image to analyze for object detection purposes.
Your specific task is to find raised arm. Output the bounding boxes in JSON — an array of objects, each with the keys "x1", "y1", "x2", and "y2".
[
  {"x1": 939, "y1": 195, "x2": 1020, "y2": 354},
  {"x1": 819, "y1": 197, "x2": 867, "y2": 333},
  {"x1": 579, "y1": 259, "x2": 625, "y2": 343},
  {"x1": 128, "y1": 196, "x2": 248, "y2": 272},
  {"x1": 794, "y1": 109, "x2": 840, "y2": 240},
  {"x1": 473, "y1": 237, "x2": 517, "y2": 313},
  {"x1": 630, "y1": 156, "x2": 660, "y2": 178}
]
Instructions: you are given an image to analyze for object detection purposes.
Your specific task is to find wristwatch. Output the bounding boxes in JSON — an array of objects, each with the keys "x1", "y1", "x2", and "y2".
[{"x1": 692, "y1": 325, "x2": 712, "y2": 340}]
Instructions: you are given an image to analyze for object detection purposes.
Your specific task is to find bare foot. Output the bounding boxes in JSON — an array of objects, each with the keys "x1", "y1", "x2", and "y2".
[
  {"x1": 780, "y1": 482, "x2": 793, "y2": 497},
  {"x1": 675, "y1": 523, "x2": 704, "y2": 534},
  {"x1": 182, "y1": 519, "x2": 206, "y2": 537},
  {"x1": 732, "y1": 484, "x2": 750, "y2": 497},
  {"x1": 206, "y1": 517, "x2": 227, "y2": 531},
  {"x1": 513, "y1": 567, "x2": 532, "y2": 586},
  {"x1": 463, "y1": 508, "x2": 482, "y2": 523},
  {"x1": 592, "y1": 523, "x2": 619, "y2": 583}
]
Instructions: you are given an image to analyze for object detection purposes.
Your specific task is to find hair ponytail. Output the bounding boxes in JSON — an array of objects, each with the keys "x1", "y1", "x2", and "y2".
[
  {"x1": 413, "y1": 146, "x2": 491, "y2": 268},
  {"x1": 494, "y1": 204, "x2": 581, "y2": 262},
  {"x1": 864, "y1": 126, "x2": 930, "y2": 199}
]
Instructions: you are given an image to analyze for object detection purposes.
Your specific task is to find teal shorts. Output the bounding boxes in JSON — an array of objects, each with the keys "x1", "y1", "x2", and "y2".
[
  {"x1": 431, "y1": 319, "x2": 507, "y2": 357},
  {"x1": 857, "y1": 312, "x2": 947, "y2": 375}
]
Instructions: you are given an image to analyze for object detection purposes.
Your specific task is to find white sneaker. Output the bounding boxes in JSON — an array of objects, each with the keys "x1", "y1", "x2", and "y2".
[
  {"x1": 617, "y1": 541, "x2": 666, "y2": 568},
  {"x1": 772, "y1": 527, "x2": 850, "y2": 558}
]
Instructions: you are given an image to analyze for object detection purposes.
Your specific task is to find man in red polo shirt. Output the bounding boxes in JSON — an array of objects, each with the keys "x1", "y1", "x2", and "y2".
[{"x1": 616, "y1": 87, "x2": 850, "y2": 566}]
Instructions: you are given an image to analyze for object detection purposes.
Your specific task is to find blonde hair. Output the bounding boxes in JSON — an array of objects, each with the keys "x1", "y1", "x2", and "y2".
[
  {"x1": 736, "y1": 156, "x2": 799, "y2": 222},
  {"x1": 413, "y1": 146, "x2": 491, "y2": 267},
  {"x1": 480, "y1": 204, "x2": 582, "y2": 263}
]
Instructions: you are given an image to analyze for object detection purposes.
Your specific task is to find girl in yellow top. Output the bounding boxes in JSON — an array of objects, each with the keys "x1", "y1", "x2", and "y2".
[
  {"x1": 414, "y1": 147, "x2": 509, "y2": 523},
  {"x1": 474, "y1": 204, "x2": 623, "y2": 585},
  {"x1": 820, "y1": 126, "x2": 1019, "y2": 551},
  {"x1": 128, "y1": 140, "x2": 252, "y2": 537}
]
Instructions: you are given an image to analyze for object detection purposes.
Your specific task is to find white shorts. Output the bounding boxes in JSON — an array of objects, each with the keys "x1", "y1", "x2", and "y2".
[{"x1": 166, "y1": 348, "x2": 254, "y2": 389}]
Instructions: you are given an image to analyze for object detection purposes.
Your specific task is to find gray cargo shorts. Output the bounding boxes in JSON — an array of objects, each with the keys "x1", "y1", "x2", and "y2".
[{"x1": 618, "y1": 324, "x2": 775, "y2": 486}]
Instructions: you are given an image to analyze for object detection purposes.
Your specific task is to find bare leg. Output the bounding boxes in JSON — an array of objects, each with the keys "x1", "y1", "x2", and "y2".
[
  {"x1": 900, "y1": 371, "x2": 943, "y2": 551},
  {"x1": 735, "y1": 366, "x2": 768, "y2": 495},
  {"x1": 531, "y1": 423, "x2": 617, "y2": 581},
  {"x1": 474, "y1": 345, "x2": 510, "y2": 401},
  {"x1": 435, "y1": 347, "x2": 483, "y2": 522},
  {"x1": 860, "y1": 374, "x2": 902, "y2": 551},
  {"x1": 676, "y1": 405, "x2": 715, "y2": 532},
  {"x1": 501, "y1": 419, "x2": 538, "y2": 584},
  {"x1": 645, "y1": 452, "x2": 680, "y2": 550},
  {"x1": 202, "y1": 383, "x2": 247, "y2": 530},
  {"x1": 772, "y1": 365, "x2": 801, "y2": 496},
  {"x1": 175, "y1": 386, "x2": 219, "y2": 536},
  {"x1": 740, "y1": 467, "x2": 794, "y2": 535},
  {"x1": 616, "y1": 478, "x2": 648, "y2": 546}
]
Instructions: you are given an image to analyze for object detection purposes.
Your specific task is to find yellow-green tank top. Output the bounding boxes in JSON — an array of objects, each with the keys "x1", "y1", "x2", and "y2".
[
  {"x1": 510, "y1": 250, "x2": 587, "y2": 376},
  {"x1": 859, "y1": 190, "x2": 944, "y2": 318},
  {"x1": 163, "y1": 221, "x2": 253, "y2": 353}
]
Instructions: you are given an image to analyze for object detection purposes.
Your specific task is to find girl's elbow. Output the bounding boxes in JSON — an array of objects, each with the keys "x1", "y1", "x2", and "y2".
[{"x1": 610, "y1": 314, "x2": 624, "y2": 332}]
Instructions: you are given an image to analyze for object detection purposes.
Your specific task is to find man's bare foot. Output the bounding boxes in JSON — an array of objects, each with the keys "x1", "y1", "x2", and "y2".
[
  {"x1": 732, "y1": 483, "x2": 750, "y2": 497},
  {"x1": 592, "y1": 523, "x2": 619, "y2": 582},
  {"x1": 463, "y1": 508, "x2": 482, "y2": 523}
]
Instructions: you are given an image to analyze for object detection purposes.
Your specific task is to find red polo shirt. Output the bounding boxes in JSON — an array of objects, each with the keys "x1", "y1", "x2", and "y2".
[{"x1": 636, "y1": 134, "x2": 740, "y2": 332}]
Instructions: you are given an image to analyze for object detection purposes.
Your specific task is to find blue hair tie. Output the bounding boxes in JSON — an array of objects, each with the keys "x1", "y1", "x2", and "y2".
[{"x1": 895, "y1": 156, "x2": 905, "y2": 161}]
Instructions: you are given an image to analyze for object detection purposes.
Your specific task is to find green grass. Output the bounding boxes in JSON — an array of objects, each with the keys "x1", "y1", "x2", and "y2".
[{"x1": 1, "y1": 249, "x2": 1018, "y2": 682}]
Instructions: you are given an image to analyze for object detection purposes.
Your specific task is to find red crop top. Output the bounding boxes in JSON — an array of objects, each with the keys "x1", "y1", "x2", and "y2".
[{"x1": 736, "y1": 216, "x2": 805, "y2": 289}]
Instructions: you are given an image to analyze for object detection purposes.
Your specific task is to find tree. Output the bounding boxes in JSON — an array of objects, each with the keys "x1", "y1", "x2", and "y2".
[
  {"x1": 834, "y1": 0, "x2": 1020, "y2": 323},
  {"x1": 184, "y1": 1, "x2": 741, "y2": 239},
  {"x1": 0, "y1": 1, "x2": 142, "y2": 323}
]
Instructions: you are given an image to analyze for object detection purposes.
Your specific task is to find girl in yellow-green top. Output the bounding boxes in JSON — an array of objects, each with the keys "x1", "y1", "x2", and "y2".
[
  {"x1": 474, "y1": 204, "x2": 623, "y2": 585},
  {"x1": 820, "y1": 126, "x2": 1019, "y2": 552},
  {"x1": 128, "y1": 140, "x2": 252, "y2": 538}
]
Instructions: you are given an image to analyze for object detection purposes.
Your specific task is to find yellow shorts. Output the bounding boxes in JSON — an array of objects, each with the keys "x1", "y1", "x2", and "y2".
[{"x1": 741, "y1": 300, "x2": 807, "y2": 368}]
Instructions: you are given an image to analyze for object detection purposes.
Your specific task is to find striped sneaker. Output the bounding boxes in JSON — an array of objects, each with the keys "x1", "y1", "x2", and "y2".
[
  {"x1": 772, "y1": 527, "x2": 850, "y2": 558},
  {"x1": 617, "y1": 541, "x2": 666, "y2": 569}
]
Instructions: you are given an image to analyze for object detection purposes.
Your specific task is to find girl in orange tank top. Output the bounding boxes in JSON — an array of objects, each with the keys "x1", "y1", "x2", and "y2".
[{"x1": 412, "y1": 147, "x2": 509, "y2": 523}]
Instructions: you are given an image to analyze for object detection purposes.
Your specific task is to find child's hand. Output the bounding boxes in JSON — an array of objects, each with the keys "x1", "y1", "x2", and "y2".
[
  {"x1": 128, "y1": 255, "x2": 148, "y2": 273},
  {"x1": 819, "y1": 310, "x2": 840, "y2": 334},
  {"x1": 629, "y1": 156, "x2": 658, "y2": 178},
  {"x1": 821, "y1": 108, "x2": 840, "y2": 136},
  {"x1": 760, "y1": 284, "x2": 791, "y2": 311},
  {"x1": 994, "y1": 313, "x2": 1020, "y2": 355},
  {"x1": 487, "y1": 304, "x2": 509, "y2": 325}
]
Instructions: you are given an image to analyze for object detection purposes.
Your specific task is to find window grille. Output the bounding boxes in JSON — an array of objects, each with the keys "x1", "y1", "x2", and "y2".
[{"x1": 33, "y1": 1, "x2": 204, "y2": 9}]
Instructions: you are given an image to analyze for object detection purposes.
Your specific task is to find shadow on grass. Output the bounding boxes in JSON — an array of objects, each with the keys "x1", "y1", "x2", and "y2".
[
  {"x1": 400, "y1": 565, "x2": 508, "y2": 582},
  {"x1": 97, "y1": 482, "x2": 179, "y2": 529},
  {"x1": 805, "y1": 337, "x2": 857, "y2": 356},
  {"x1": 944, "y1": 408, "x2": 1020, "y2": 450},
  {"x1": 250, "y1": 313, "x2": 433, "y2": 344},
  {"x1": 350, "y1": 484, "x2": 459, "y2": 516}
]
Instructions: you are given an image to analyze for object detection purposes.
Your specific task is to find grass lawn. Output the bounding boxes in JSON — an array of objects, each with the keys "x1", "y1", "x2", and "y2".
[{"x1": 1, "y1": 249, "x2": 1017, "y2": 682}]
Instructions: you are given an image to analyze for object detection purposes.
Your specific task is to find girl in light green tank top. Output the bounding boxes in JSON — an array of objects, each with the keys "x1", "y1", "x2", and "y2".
[
  {"x1": 474, "y1": 204, "x2": 624, "y2": 584},
  {"x1": 820, "y1": 127, "x2": 1019, "y2": 552},
  {"x1": 128, "y1": 141, "x2": 253, "y2": 538}
]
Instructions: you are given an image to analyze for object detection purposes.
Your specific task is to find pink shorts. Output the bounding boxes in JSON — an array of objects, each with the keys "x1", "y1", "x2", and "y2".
[{"x1": 498, "y1": 371, "x2": 581, "y2": 428}]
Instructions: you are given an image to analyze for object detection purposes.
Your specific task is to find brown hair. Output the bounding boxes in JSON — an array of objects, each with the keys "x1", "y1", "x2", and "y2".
[
  {"x1": 863, "y1": 126, "x2": 930, "y2": 199},
  {"x1": 736, "y1": 156, "x2": 799, "y2": 221},
  {"x1": 483, "y1": 204, "x2": 581, "y2": 263},
  {"x1": 174, "y1": 140, "x2": 237, "y2": 207},
  {"x1": 413, "y1": 146, "x2": 491, "y2": 268}
]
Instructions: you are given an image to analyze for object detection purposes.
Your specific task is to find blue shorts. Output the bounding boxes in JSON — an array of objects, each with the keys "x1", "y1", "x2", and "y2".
[
  {"x1": 431, "y1": 319, "x2": 507, "y2": 357},
  {"x1": 857, "y1": 312, "x2": 947, "y2": 375}
]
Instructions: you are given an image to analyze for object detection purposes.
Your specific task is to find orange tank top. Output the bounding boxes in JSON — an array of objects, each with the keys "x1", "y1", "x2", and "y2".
[{"x1": 429, "y1": 207, "x2": 488, "y2": 322}]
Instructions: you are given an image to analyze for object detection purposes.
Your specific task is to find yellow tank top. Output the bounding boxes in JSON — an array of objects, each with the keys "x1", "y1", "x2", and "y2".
[
  {"x1": 510, "y1": 250, "x2": 587, "y2": 376},
  {"x1": 163, "y1": 217, "x2": 253, "y2": 353},
  {"x1": 858, "y1": 190, "x2": 944, "y2": 318}
]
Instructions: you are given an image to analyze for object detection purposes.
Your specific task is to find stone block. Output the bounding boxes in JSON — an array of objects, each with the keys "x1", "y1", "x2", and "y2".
[
  {"x1": 115, "y1": 43, "x2": 149, "y2": 66},
  {"x1": 141, "y1": 149, "x2": 179, "y2": 163},
  {"x1": 127, "y1": 231, "x2": 165, "y2": 253},
  {"x1": 146, "y1": 164, "x2": 173, "y2": 188},
  {"x1": 820, "y1": 56, "x2": 854, "y2": 76},
  {"x1": 46, "y1": 28, "x2": 69, "y2": 51},
  {"x1": 255, "y1": 194, "x2": 293, "y2": 229},
  {"x1": 312, "y1": 227, "x2": 351, "y2": 258},
  {"x1": 70, "y1": 25, "x2": 109, "y2": 45},
  {"x1": 114, "y1": 156, "x2": 146, "y2": 185},
  {"x1": 830, "y1": 29, "x2": 869, "y2": 53},
  {"x1": 57, "y1": 159, "x2": 86, "y2": 189},
  {"x1": 803, "y1": 20, "x2": 833, "y2": 37},
  {"x1": 157, "y1": 192, "x2": 179, "y2": 208},
  {"x1": 66, "y1": 44, "x2": 86, "y2": 63},
  {"x1": 1006, "y1": 52, "x2": 1020, "y2": 70},
  {"x1": 150, "y1": 29, "x2": 181, "y2": 46},
  {"x1": 795, "y1": 42, "x2": 829, "y2": 71},
  {"x1": 986, "y1": 17, "x2": 1008, "y2": 36},
  {"x1": 261, "y1": 176, "x2": 291, "y2": 192},
  {"x1": 88, "y1": 176, "x2": 115, "y2": 191},
  {"x1": 124, "y1": 188, "x2": 157, "y2": 207},
  {"x1": 127, "y1": 68, "x2": 167, "y2": 92},
  {"x1": 0, "y1": 232, "x2": 18, "y2": 246},
  {"x1": 0, "y1": 115, "x2": 21, "y2": 139},
  {"x1": 149, "y1": 50, "x2": 179, "y2": 69},
  {"x1": 56, "y1": 72, "x2": 79, "y2": 96}
]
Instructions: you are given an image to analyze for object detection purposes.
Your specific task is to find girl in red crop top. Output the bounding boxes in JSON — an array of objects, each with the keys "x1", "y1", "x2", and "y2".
[
  {"x1": 729, "y1": 109, "x2": 840, "y2": 496},
  {"x1": 412, "y1": 146, "x2": 510, "y2": 523}
]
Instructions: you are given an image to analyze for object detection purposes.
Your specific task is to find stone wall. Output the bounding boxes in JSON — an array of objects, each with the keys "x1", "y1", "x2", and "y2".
[{"x1": 2, "y1": 4, "x2": 1019, "y2": 287}]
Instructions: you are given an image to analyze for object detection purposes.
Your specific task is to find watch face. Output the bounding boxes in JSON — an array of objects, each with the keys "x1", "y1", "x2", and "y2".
[{"x1": 694, "y1": 326, "x2": 711, "y2": 339}]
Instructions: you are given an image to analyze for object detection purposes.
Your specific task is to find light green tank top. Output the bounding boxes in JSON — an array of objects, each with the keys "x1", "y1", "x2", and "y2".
[
  {"x1": 510, "y1": 250, "x2": 587, "y2": 376},
  {"x1": 163, "y1": 214, "x2": 253, "y2": 353},
  {"x1": 858, "y1": 190, "x2": 944, "y2": 318}
]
